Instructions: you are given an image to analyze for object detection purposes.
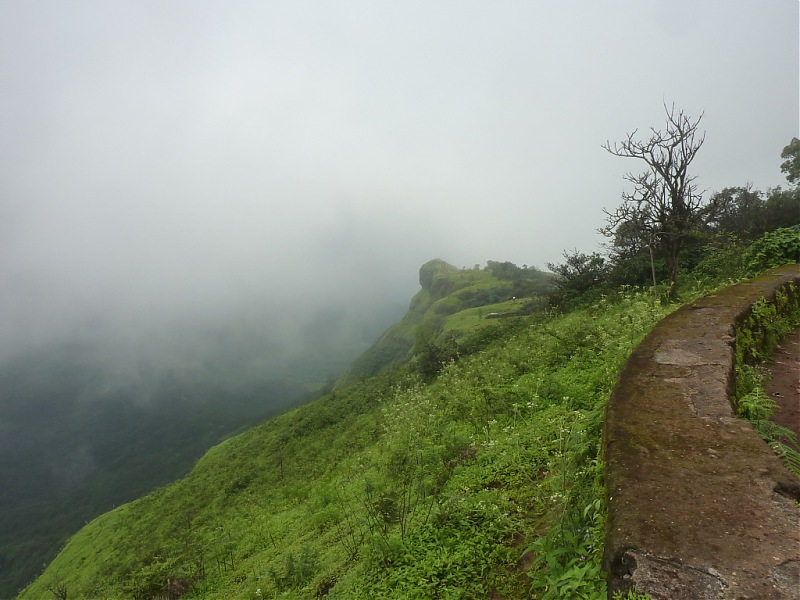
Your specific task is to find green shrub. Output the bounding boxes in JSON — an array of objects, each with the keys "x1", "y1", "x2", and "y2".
[
  {"x1": 269, "y1": 546, "x2": 320, "y2": 591},
  {"x1": 744, "y1": 227, "x2": 800, "y2": 274},
  {"x1": 734, "y1": 281, "x2": 800, "y2": 480},
  {"x1": 690, "y1": 234, "x2": 749, "y2": 283}
]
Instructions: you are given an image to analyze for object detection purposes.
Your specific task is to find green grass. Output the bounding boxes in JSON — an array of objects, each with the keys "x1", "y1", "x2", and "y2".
[
  {"x1": 441, "y1": 298, "x2": 527, "y2": 335},
  {"x1": 335, "y1": 263, "x2": 521, "y2": 387},
  {"x1": 20, "y1": 288, "x2": 677, "y2": 599},
  {"x1": 24, "y1": 244, "x2": 778, "y2": 599}
]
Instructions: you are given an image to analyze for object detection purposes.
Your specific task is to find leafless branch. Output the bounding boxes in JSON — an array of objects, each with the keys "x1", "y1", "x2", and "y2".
[{"x1": 601, "y1": 104, "x2": 711, "y2": 297}]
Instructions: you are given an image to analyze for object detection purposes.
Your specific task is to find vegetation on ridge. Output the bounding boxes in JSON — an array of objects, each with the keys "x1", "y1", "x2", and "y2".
[
  {"x1": 22, "y1": 232, "x2": 798, "y2": 599},
  {"x1": 22, "y1": 280, "x2": 676, "y2": 599},
  {"x1": 335, "y1": 259, "x2": 553, "y2": 388},
  {"x1": 18, "y1": 133, "x2": 799, "y2": 599}
]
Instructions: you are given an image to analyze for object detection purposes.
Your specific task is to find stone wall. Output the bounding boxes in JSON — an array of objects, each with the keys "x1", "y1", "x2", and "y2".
[{"x1": 603, "y1": 264, "x2": 800, "y2": 599}]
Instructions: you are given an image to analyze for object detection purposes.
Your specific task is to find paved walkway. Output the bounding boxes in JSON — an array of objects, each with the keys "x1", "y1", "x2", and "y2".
[{"x1": 604, "y1": 266, "x2": 800, "y2": 599}]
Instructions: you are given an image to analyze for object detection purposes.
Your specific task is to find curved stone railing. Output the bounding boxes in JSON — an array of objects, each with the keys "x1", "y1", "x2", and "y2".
[{"x1": 603, "y1": 264, "x2": 800, "y2": 599}]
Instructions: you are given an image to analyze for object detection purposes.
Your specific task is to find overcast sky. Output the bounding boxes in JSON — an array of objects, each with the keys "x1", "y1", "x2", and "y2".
[{"x1": 0, "y1": 0, "x2": 797, "y2": 357}]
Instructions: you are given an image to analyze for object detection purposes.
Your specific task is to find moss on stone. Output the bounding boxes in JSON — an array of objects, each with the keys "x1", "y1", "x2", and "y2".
[{"x1": 603, "y1": 264, "x2": 800, "y2": 599}]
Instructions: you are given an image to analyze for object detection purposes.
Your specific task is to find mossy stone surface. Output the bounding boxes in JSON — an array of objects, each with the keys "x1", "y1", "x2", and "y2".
[{"x1": 604, "y1": 264, "x2": 800, "y2": 599}]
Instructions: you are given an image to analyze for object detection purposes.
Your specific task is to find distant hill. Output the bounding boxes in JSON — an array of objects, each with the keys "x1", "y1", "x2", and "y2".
[{"x1": 335, "y1": 259, "x2": 553, "y2": 387}]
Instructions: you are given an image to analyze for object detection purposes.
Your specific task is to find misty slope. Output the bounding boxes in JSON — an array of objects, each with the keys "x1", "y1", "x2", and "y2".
[
  {"x1": 335, "y1": 259, "x2": 553, "y2": 387},
  {"x1": 0, "y1": 343, "x2": 306, "y2": 599},
  {"x1": 19, "y1": 258, "x2": 674, "y2": 599},
  {"x1": 0, "y1": 304, "x2": 405, "y2": 600}
]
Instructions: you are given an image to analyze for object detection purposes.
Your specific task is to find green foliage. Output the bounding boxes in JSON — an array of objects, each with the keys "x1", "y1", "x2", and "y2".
[
  {"x1": 743, "y1": 227, "x2": 800, "y2": 274},
  {"x1": 339, "y1": 261, "x2": 554, "y2": 389},
  {"x1": 612, "y1": 591, "x2": 651, "y2": 600},
  {"x1": 749, "y1": 419, "x2": 800, "y2": 479},
  {"x1": 269, "y1": 546, "x2": 320, "y2": 591},
  {"x1": 525, "y1": 443, "x2": 607, "y2": 599},
  {"x1": 485, "y1": 261, "x2": 554, "y2": 296},
  {"x1": 26, "y1": 242, "x2": 788, "y2": 599},
  {"x1": 337, "y1": 264, "x2": 517, "y2": 387},
  {"x1": 709, "y1": 186, "x2": 768, "y2": 240},
  {"x1": 736, "y1": 378, "x2": 777, "y2": 421},
  {"x1": 781, "y1": 136, "x2": 800, "y2": 185},
  {"x1": 763, "y1": 187, "x2": 800, "y2": 231},
  {"x1": 589, "y1": 138, "x2": 799, "y2": 302},
  {"x1": 546, "y1": 250, "x2": 609, "y2": 307},
  {"x1": 706, "y1": 185, "x2": 799, "y2": 242},
  {"x1": 735, "y1": 284, "x2": 800, "y2": 365},
  {"x1": 486, "y1": 260, "x2": 530, "y2": 280},
  {"x1": 688, "y1": 234, "x2": 749, "y2": 284},
  {"x1": 734, "y1": 282, "x2": 800, "y2": 480},
  {"x1": 412, "y1": 330, "x2": 458, "y2": 380},
  {"x1": 607, "y1": 250, "x2": 664, "y2": 289},
  {"x1": 21, "y1": 279, "x2": 682, "y2": 599}
]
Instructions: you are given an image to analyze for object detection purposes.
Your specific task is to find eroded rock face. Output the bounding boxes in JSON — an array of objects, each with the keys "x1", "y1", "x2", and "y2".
[
  {"x1": 418, "y1": 258, "x2": 458, "y2": 297},
  {"x1": 604, "y1": 264, "x2": 800, "y2": 599}
]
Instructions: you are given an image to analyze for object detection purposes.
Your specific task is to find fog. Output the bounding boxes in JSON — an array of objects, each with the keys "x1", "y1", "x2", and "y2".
[
  {"x1": 0, "y1": 0, "x2": 797, "y2": 364},
  {"x1": 0, "y1": 4, "x2": 797, "y2": 593}
]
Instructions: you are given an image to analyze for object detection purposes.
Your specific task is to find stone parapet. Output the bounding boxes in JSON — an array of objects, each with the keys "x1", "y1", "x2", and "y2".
[{"x1": 604, "y1": 264, "x2": 800, "y2": 599}]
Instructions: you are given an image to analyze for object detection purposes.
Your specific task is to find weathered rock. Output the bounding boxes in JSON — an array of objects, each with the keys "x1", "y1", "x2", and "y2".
[
  {"x1": 604, "y1": 264, "x2": 800, "y2": 599},
  {"x1": 418, "y1": 258, "x2": 459, "y2": 297}
]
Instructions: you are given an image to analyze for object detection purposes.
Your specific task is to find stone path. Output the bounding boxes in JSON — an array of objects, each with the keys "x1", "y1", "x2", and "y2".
[{"x1": 604, "y1": 266, "x2": 800, "y2": 599}]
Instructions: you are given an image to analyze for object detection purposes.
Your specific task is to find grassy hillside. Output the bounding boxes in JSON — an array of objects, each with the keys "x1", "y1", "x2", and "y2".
[
  {"x1": 0, "y1": 349, "x2": 311, "y2": 600},
  {"x1": 335, "y1": 259, "x2": 552, "y2": 388},
  {"x1": 18, "y1": 165, "x2": 798, "y2": 600},
  {"x1": 0, "y1": 305, "x2": 404, "y2": 599},
  {"x1": 20, "y1": 258, "x2": 681, "y2": 600}
]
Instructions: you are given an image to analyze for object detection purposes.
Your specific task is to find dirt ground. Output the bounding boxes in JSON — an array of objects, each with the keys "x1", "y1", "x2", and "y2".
[{"x1": 766, "y1": 327, "x2": 800, "y2": 440}]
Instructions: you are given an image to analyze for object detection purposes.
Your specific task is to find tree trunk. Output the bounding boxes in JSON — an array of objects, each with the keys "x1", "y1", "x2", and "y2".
[
  {"x1": 665, "y1": 242, "x2": 680, "y2": 299},
  {"x1": 649, "y1": 242, "x2": 658, "y2": 298}
]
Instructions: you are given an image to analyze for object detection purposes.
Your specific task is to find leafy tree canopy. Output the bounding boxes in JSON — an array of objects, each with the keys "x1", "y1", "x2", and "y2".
[{"x1": 780, "y1": 137, "x2": 800, "y2": 186}]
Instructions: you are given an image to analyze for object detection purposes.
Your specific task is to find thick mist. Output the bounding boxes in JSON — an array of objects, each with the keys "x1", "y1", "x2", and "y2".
[
  {"x1": 0, "y1": 1, "x2": 796, "y2": 374},
  {"x1": 0, "y1": 2, "x2": 797, "y2": 595}
]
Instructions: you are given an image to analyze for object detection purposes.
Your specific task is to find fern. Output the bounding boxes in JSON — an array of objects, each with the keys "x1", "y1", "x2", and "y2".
[
  {"x1": 747, "y1": 419, "x2": 800, "y2": 478},
  {"x1": 736, "y1": 387, "x2": 777, "y2": 421}
]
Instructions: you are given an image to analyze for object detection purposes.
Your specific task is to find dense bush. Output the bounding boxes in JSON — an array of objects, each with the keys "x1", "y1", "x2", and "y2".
[{"x1": 743, "y1": 226, "x2": 800, "y2": 274}]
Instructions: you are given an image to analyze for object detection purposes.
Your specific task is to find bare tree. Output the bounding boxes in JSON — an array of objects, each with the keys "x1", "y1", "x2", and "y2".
[{"x1": 601, "y1": 103, "x2": 717, "y2": 297}]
